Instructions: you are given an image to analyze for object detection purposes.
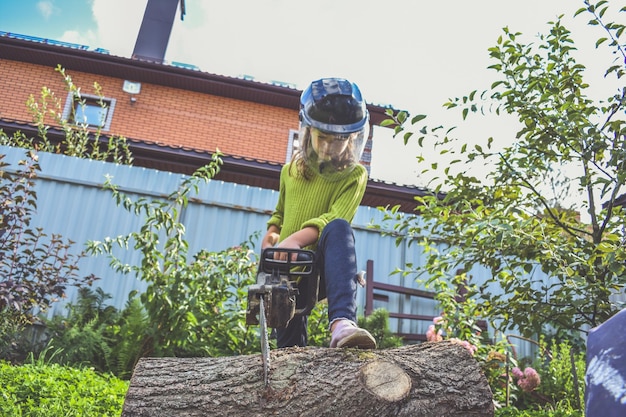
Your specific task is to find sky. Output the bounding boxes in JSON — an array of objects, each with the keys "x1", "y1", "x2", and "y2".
[{"x1": 0, "y1": 0, "x2": 621, "y2": 188}]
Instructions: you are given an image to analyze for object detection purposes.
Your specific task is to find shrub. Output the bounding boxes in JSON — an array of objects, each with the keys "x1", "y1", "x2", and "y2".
[
  {"x1": 2, "y1": 65, "x2": 132, "y2": 165},
  {"x1": 305, "y1": 302, "x2": 330, "y2": 347},
  {"x1": 515, "y1": 339, "x2": 585, "y2": 412},
  {"x1": 0, "y1": 151, "x2": 97, "y2": 320},
  {"x1": 489, "y1": 338, "x2": 585, "y2": 416},
  {"x1": 0, "y1": 353, "x2": 128, "y2": 417},
  {"x1": 0, "y1": 64, "x2": 134, "y2": 361},
  {"x1": 0, "y1": 149, "x2": 99, "y2": 365},
  {"x1": 358, "y1": 308, "x2": 403, "y2": 349},
  {"x1": 495, "y1": 407, "x2": 583, "y2": 417},
  {"x1": 43, "y1": 287, "x2": 121, "y2": 373}
]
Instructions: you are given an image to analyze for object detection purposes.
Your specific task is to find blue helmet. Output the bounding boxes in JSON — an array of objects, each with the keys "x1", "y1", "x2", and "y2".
[
  {"x1": 300, "y1": 78, "x2": 369, "y2": 134},
  {"x1": 299, "y1": 78, "x2": 370, "y2": 176}
]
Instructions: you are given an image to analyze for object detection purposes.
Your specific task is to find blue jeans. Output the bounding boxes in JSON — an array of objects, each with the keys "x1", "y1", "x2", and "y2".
[{"x1": 276, "y1": 218, "x2": 358, "y2": 348}]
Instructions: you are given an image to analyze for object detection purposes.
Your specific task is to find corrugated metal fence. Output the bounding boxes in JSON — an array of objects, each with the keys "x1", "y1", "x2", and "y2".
[
  {"x1": 2, "y1": 144, "x2": 551, "y2": 356},
  {"x1": 3, "y1": 145, "x2": 419, "y2": 316}
]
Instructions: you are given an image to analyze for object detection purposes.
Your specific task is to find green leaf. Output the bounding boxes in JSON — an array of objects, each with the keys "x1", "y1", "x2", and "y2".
[{"x1": 411, "y1": 114, "x2": 427, "y2": 124}]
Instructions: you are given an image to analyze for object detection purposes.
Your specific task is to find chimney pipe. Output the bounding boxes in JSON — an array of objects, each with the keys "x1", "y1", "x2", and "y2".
[{"x1": 132, "y1": 0, "x2": 184, "y2": 64}]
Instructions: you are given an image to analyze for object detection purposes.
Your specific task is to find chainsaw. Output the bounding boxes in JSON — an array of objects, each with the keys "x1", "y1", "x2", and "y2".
[{"x1": 246, "y1": 248, "x2": 318, "y2": 387}]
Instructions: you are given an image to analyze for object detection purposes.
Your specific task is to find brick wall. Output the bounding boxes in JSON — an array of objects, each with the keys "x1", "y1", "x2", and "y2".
[{"x1": 0, "y1": 59, "x2": 298, "y2": 163}]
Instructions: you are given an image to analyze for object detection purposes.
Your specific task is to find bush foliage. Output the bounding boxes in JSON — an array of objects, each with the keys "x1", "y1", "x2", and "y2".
[{"x1": 0, "y1": 354, "x2": 128, "y2": 417}]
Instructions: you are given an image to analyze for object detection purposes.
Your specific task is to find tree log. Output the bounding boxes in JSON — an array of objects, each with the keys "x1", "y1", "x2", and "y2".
[{"x1": 122, "y1": 341, "x2": 494, "y2": 416}]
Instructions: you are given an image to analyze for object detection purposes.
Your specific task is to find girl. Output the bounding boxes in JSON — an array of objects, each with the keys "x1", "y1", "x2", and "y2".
[{"x1": 261, "y1": 77, "x2": 376, "y2": 349}]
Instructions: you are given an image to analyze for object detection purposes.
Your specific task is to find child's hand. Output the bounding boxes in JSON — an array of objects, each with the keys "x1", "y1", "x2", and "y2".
[
  {"x1": 275, "y1": 237, "x2": 302, "y2": 261},
  {"x1": 262, "y1": 232, "x2": 280, "y2": 250}
]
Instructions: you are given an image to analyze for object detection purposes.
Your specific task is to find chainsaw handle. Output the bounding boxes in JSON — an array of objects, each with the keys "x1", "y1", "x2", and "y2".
[
  {"x1": 263, "y1": 248, "x2": 313, "y2": 263},
  {"x1": 259, "y1": 248, "x2": 316, "y2": 277}
]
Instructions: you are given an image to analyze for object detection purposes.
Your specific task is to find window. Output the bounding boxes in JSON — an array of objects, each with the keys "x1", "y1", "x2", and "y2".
[{"x1": 62, "y1": 93, "x2": 116, "y2": 131}]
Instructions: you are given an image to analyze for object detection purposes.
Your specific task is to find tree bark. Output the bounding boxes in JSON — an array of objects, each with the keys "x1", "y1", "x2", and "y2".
[{"x1": 122, "y1": 341, "x2": 494, "y2": 417}]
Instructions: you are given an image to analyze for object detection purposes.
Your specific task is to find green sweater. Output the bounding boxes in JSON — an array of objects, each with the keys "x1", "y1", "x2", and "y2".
[{"x1": 267, "y1": 162, "x2": 368, "y2": 250}]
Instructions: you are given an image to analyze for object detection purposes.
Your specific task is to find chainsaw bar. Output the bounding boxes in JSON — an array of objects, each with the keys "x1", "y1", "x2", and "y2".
[
  {"x1": 259, "y1": 295, "x2": 270, "y2": 387},
  {"x1": 247, "y1": 248, "x2": 317, "y2": 388}
]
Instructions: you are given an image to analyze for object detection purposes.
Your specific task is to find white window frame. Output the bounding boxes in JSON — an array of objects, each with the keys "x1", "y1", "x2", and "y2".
[
  {"x1": 62, "y1": 93, "x2": 116, "y2": 131},
  {"x1": 286, "y1": 129, "x2": 299, "y2": 162}
]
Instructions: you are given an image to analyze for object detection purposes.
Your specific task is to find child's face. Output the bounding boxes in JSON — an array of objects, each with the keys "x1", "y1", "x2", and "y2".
[{"x1": 310, "y1": 128, "x2": 351, "y2": 161}]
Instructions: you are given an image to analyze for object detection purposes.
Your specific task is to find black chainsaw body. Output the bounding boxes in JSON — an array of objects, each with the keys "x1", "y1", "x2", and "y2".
[{"x1": 246, "y1": 248, "x2": 318, "y2": 328}]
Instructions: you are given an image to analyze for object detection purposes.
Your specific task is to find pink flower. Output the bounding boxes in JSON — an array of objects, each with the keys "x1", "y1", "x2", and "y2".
[
  {"x1": 433, "y1": 316, "x2": 444, "y2": 325},
  {"x1": 512, "y1": 367, "x2": 541, "y2": 392},
  {"x1": 426, "y1": 324, "x2": 443, "y2": 342},
  {"x1": 450, "y1": 337, "x2": 478, "y2": 356}
]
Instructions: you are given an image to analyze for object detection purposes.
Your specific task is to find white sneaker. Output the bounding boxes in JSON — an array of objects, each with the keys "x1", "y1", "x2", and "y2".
[{"x1": 330, "y1": 320, "x2": 377, "y2": 349}]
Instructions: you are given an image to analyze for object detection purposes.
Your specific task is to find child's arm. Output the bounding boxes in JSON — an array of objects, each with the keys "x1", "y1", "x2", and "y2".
[{"x1": 277, "y1": 226, "x2": 318, "y2": 250}]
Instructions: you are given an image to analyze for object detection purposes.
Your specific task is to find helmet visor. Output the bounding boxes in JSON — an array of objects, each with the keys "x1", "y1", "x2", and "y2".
[
  {"x1": 301, "y1": 126, "x2": 369, "y2": 178},
  {"x1": 310, "y1": 129, "x2": 352, "y2": 162}
]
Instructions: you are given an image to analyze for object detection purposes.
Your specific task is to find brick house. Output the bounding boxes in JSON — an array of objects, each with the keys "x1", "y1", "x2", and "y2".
[{"x1": 0, "y1": 32, "x2": 432, "y2": 212}]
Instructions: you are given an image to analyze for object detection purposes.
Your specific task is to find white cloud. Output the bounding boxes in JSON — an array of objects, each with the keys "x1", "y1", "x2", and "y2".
[
  {"x1": 91, "y1": 0, "x2": 148, "y2": 57},
  {"x1": 37, "y1": 1, "x2": 55, "y2": 20},
  {"x1": 59, "y1": 29, "x2": 98, "y2": 48},
  {"x1": 163, "y1": 1, "x2": 597, "y2": 114}
]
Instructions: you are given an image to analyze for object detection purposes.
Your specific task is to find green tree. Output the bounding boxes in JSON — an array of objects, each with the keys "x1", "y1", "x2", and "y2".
[
  {"x1": 87, "y1": 154, "x2": 261, "y2": 357},
  {"x1": 379, "y1": 1, "x2": 625, "y2": 342}
]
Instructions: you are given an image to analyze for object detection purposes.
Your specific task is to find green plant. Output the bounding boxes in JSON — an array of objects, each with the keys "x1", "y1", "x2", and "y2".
[
  {"x1": 34, "y1": 288, "x2": 151, "y2": 379},
  {"x1": 0, "y1": 150, "x2": 97, "y2": 334},
  {"x1": 0, "y1": 354, "x2": 128, "y2": 417},
  {"x1": 87, "y1": 155, "x2": 261, "y2": 357},
  {"x1": 520, "y1": 339, "x2": 585, "y2": 412},
  {"x1": 43, "y1": 287, "x2": 120, "y2": 373},
  {"x1": 306, "y1": 301, "x2": 330, "y2": 347},
  {"x1": 0, "y1": 309, "x2": 35, "y2": 363},
  {"x1": 358, "y1": 308, "x2": 403, "y2": 349},
  {"x1": 495, "y1": 407, "x2": 583, "y2": 417},
  {"x1": 109, "y1": 295, "x2": 149, "y2": 379},
  {"x1": 0, "y1": 65, "x2": 134, "y2": 361},
  {"x1": 484, "y1": 337, "x2": 585, "y2": 416}
]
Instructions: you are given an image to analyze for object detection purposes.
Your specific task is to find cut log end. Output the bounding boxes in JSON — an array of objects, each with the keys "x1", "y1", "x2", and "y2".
[{"x1": 360, "y1": 360, "x2": 412, "y2": 402}]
